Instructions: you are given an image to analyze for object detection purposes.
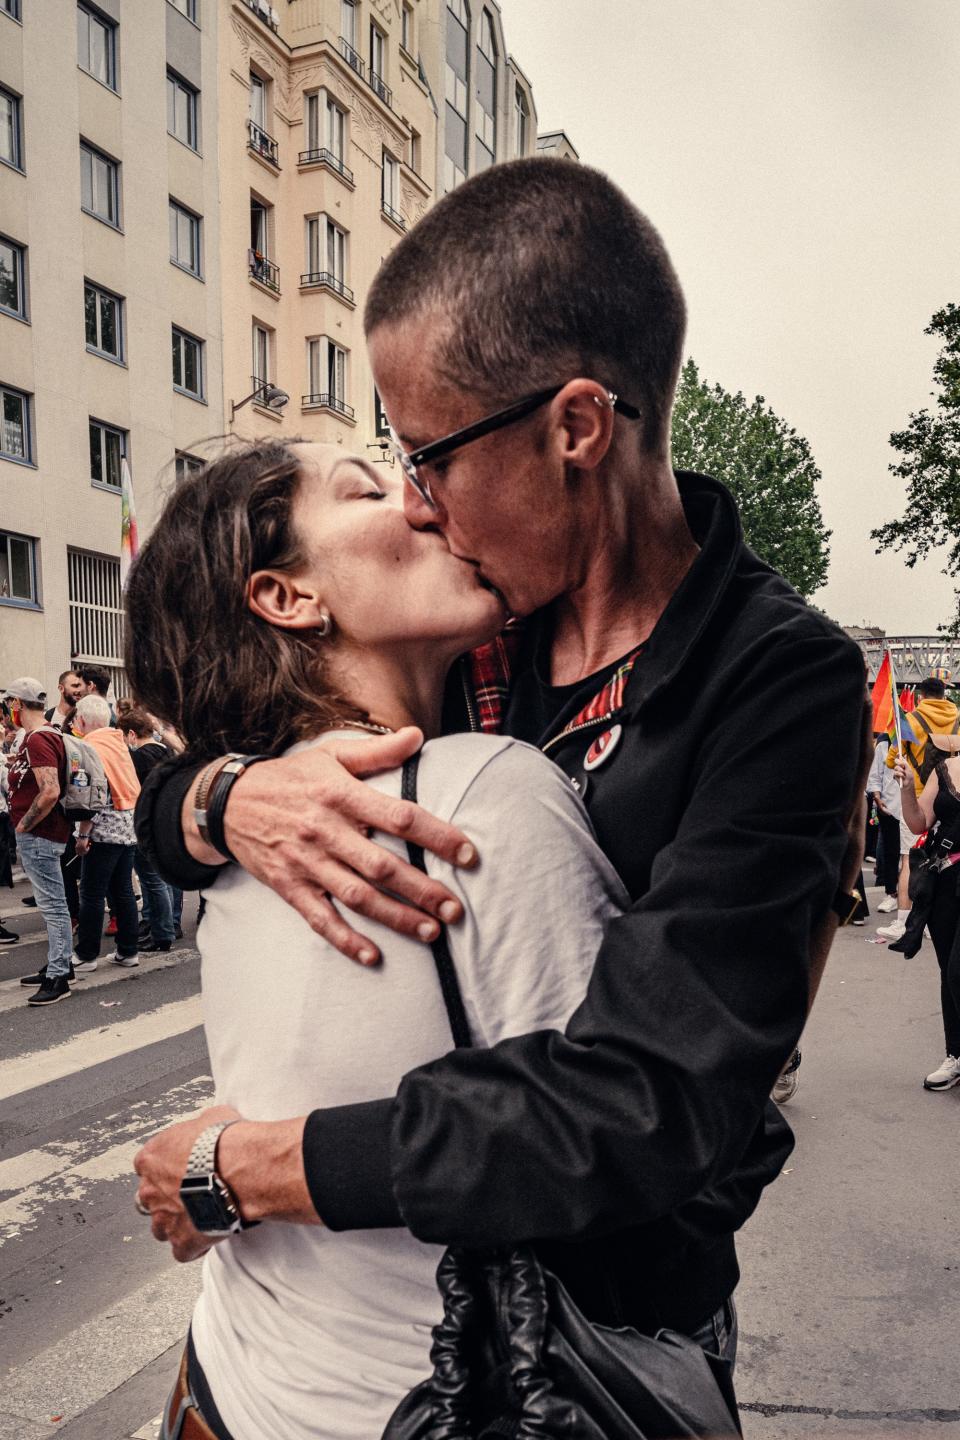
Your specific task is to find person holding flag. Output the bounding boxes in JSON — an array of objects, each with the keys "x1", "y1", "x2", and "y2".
[{"x1": 120, "y1": 456, "x2": 140, "y2": 591}]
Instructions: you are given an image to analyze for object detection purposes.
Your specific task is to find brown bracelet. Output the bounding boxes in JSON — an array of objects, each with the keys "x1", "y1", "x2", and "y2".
[{"x1": 193, "y1": 756, "x2": 240, "y2": 849}]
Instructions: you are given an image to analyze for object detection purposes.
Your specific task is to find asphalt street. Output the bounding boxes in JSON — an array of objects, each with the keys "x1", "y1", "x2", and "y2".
[{"x1": 0, "y1": 871, "x2": 957, "y2": 1439}]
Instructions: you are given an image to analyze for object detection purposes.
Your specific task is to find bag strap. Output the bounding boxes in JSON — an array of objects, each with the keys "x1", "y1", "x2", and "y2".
[{"x1": 402, "y1": 755, "x2": 473, "y2": 1050}]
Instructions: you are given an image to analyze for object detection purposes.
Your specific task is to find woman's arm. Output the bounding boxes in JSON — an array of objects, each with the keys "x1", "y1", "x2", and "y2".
[{"x1": 894, "y1": 757, "x2": 938, "y2": 833}]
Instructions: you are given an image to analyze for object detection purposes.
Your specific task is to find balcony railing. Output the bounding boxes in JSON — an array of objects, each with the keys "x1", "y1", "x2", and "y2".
[
  {"x1": 242, "y1": 0, "x2": 279, "y2": 32},
  {"x1": 300, "y1": 272, "x2": 355, "y2": 304},
  {"x1": 369, "y1": 70, "x2": 392, "y2": 107},
  {"x1": 338, "y1": 36, "x2": 365, "y2": 78},
  {"x1": 302, "y1": 393, "x2": 355, "y2": 420},
  {"x1": 247, "y1": 118, "x2": 279, "y2": 166},
  {"x1": 297, "y1": 147, "x2": 354, "y2": 185},
  {"x1": 248, "y1": 250, "x2": 280, "y2": 292},
  {"x1": 381, "y1": 200, "x2": 405, "y2": 229}
]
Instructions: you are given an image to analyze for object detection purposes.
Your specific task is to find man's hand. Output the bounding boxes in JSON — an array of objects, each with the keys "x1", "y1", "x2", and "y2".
[
  {"x1": 134, "y1": 1104, "x2": 240, "y2": 1263},
  {"x1": 184, "y1": 727, "x2": 479, "y2": 965}
]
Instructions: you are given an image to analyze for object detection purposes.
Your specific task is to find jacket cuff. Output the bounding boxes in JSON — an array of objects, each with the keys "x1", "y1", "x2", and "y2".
[
  {"x1": 302, "y1": 1100, "x2": 402, "y2": 1230},
  {"x1": 135, "y1": 757, "x2": 226, "y2": 891}
]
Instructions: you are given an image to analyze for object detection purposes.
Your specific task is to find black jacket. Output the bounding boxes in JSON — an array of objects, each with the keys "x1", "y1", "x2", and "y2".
[{"x1": 137, "y1": 473, "x2": 867, "y2": 1334}]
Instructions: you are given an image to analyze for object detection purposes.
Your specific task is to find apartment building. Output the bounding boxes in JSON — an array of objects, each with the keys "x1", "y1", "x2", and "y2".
[
  {"x1": 0, "y1": 0, "x2": 568, "y2": 689},
  {"x1": 0, "y1": 0, "x2": 224, "y2": 689}
]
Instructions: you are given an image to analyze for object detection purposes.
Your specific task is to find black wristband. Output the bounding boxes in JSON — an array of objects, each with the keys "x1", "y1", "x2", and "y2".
[{"x1": 205, "y1": 754, "x2": 270, "y2": 862}]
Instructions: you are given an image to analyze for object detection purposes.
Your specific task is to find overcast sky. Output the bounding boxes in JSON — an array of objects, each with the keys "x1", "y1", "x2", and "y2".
[{"x1": 503, "y1": 0, "x2": 958, "y2": 633}]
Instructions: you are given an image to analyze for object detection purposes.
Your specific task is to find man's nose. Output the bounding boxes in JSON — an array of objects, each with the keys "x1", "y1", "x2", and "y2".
[{"x1": 402, "y1": 476, "x2": 445, "y2": 530}]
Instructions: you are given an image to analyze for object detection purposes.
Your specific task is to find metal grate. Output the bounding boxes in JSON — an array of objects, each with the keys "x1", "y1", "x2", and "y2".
[{"x1": 68, "y1": 549, "x2": 127, "y2": 697}]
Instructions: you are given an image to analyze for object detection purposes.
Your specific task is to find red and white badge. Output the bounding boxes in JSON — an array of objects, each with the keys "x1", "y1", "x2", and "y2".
[{"x1": 583, "y1": 724, "x2": 623, "y2": 772}]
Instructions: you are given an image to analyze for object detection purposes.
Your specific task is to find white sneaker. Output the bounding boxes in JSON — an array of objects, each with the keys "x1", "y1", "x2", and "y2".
[
  {"x1": 923, "y1": 1055, "x2": 960, "y2": 1091},
  {"x1": 876, "y1": 919, "x2": 906, "y2": 940},
  {"x1": 106, "y1": 950, "x2": 139, "y2": 968},
  {"x1": 72, "y1": 953, "x2": 98, "y2": 975},
  {"x1": 876, "y1": 895, "x2": 899, "y2": 914}
]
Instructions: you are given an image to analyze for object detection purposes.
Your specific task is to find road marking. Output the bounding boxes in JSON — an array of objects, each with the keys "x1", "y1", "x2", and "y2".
[
  {"x1": 0, "y1": 947, "x2": 199, "y2": 1014},
  {"x1": 0, "y1": 1075, "x2": 213, "y2": 1242},
  {"x1": 0, "y1": 995, "x2": 203, "y2": 1102}
]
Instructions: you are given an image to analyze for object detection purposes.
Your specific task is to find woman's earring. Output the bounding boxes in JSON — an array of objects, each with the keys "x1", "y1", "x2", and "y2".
[{"x1": 317, "y1": 612, "x2": 333, "y2": 638}]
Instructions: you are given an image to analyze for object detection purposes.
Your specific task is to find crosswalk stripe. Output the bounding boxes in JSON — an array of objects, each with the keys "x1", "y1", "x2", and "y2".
[
  {"x1": 0, "y1": 995, "x2": 203, "y2": 1102},
  {"x1": 0, "y1": 1075, "x2": 213, "y2": 1243}
]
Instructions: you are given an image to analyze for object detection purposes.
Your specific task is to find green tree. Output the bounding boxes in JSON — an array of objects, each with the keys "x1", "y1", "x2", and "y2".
[
  {"x1": 871, "y1": 303, "x2": 960, "y2": 635},
  {"x1": 671, "y1": 359, "x2": 831, "y2": 598}
]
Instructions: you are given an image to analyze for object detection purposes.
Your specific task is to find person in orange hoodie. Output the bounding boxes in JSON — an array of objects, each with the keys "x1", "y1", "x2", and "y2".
[{"x1": 71, "y1": 693, "x2": 142, "y2": 973}]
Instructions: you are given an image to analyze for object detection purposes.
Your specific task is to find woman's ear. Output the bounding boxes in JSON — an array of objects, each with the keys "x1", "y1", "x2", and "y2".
[{"x1": 247, "y1": 569, "x2": 327, "y2": 631}]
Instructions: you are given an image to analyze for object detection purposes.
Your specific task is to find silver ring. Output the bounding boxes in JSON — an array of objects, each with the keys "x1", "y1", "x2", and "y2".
[{"x1": 134, "y1": 1196, "x2": 151, "y2": 1217}]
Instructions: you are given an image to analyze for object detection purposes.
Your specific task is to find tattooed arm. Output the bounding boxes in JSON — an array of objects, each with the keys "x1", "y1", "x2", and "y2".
[{"x1": 16, "y1": 767, "x2": 61, "y2": 834}]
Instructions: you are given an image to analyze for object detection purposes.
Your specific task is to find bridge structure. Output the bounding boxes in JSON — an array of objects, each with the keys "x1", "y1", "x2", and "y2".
[{"x1": 850, "y1": 634, "x2": 960, "y2": 686}]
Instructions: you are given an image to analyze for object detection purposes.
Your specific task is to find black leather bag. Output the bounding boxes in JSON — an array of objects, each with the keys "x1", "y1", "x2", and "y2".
[{"x1": 382, "y1": 757, "x2": 742, "y2": 1440}]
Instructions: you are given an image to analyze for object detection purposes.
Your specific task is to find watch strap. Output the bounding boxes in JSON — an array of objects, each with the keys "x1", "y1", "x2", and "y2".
[
  {"x1": 205, "y1": 754, "x2": 270, "y2": 862},
  {"x1": 831, "y1": 886, "x2": 862, "y2": 927},
  {"x1": 184, "y1": 1120, "x2": 237, "y2": 1180},
  {"x1": 194, "y1": 755, "x2": 243, "y2": 848}
]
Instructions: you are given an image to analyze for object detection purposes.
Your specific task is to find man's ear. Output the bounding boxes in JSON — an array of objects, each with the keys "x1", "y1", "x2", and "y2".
[
  {"x1": 553, "y1": 381, "x2": 616, "y2": 472},
  {"x1": 247, "y1": 569, "x2": 327, "y2": 631}
]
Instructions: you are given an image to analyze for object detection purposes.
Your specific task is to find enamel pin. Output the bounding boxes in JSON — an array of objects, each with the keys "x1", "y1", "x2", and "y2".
[{"x1": 583, "y1": 724, "x2": 623, "y2": 772}]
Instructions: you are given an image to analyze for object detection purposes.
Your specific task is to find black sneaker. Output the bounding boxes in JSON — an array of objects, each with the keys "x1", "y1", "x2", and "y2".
[
  {"x1": 0, "y1": 924, "x2": 19, "y2": 944},
  {"x1": 21, "y1": 962, "x2": 75, "y2": 986},
  {"x1": 27, "y1": 976, "x2": 72, "y2": 1006},
  {"x1": 140, "y1": 938, "x2": 172, "y2": 953},
  {"x1": 21, "y1": 895, "x2": 37, "y2": 908}
]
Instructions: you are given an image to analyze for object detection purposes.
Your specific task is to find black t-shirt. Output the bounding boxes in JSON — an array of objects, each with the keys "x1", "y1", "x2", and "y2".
[
  {"x1": 504, "y1": 620, "x2": 639, "y2": 747},
  {"x1": 130, "y1": 741, "x2": 170, "y2": 784}
]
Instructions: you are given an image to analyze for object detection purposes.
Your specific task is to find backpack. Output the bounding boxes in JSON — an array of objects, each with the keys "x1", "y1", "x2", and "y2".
[
  {"x1": 905, "y1": 712, "x2": 960, "y2": 788},
  {"x1": 38, "y1": 726, "x2": 109, "y2": 819}
]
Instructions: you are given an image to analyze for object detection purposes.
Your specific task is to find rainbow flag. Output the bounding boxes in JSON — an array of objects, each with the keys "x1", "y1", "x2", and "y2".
[
  {"x1": 871, "y1": 652, "x2": 893, "y2": 734},
  {"x1": 120, "y1": 457, "x2": 139, "y2": 590}
]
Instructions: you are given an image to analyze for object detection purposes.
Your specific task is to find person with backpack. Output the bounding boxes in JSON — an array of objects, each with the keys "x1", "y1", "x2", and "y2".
[
  {"x1": 72, "y1": 694, "x2": 142, "y2": 973},
  {"x1": 2, "y1": 677, "x2": 75, "y2": 1006}
]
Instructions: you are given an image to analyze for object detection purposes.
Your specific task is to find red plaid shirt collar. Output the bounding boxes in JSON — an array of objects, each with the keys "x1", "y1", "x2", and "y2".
[{"x1": 467, "y1": 620, "x2": 643, "y2": 740}]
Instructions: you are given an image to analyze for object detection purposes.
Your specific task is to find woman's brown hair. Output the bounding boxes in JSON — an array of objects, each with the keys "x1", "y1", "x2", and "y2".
[{"x1": 124, "y1": 438, "x2": 364, "y2": 760}]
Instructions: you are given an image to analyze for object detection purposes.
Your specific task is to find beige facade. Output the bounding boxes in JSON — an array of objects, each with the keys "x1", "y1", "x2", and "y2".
[
  {"x1": 0, "y1": 0, "x2": 224, "y2": 692},
  {"x1": 0, "y1": 0, "x2": 568, "y2": 695}
]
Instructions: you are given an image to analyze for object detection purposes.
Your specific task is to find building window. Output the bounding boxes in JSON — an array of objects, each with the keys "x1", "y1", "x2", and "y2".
[
  {"x1": 89, "y1": 417, "x2": 127, "y2": 490},
  {"x1": 0, "y1": 530, "x2": 37, "y2": 605},
  {"x1": 306, "y1": 336, "x2": 352, "y2": 416},
  {"x1": 409, "y1": 127, "x2": 422, "y2": 175},
  {"x1": 0, "y1": 382, "x2": 31, "y2": 462},
  {"x1": 80, "y1": 141, "x2": 120, "y2": 226},
  {"x1": 515, "y1": 84, "x2": 529, "y2": 157},
  {"x1": 0, "y1": 87, "x2": 23, "y2": 171},
  {"x1": 168, "y1": 0, "x2": 197, "y2": 20},
  {"x1": 172, "y1": 326, "x2": 204, "y2": 399},
  {"x1": 0, "y1": 235, "x2": 26, "y2": 319},
  {"x1": 68, "y1": 549, "x2": 125, "y2": 694},
  {"x1": 175, "y1": 450, "x2": 203, "y2": 483},
  {"x1": 382, "y1": 150, "x2": 402, "y2": 226},
  {"x1": 84, "y1": 280, "x2": 124, "y2": 361},
  {"x1": 306, "y1": 91, "x2": 346, "y2": 164},
  {"x1": 401, "y1": 3, "x2": 413, "y2": 53},
  {"x1": 252, "y1": 322, "x2": 271, "y2": 386},
  {"x1": 305, "y1": 214, "x2": 348, "y2": 287},
  {"x1": 167, "y1": 70, "x2": 199, "y2": 150},
  {"x1": 2, "y1": 0, "x2": 22, "y2": 20},
  {"x1": 475, "y1": 9, "x2": 496, "y2": 170},
  {"x1": 169, "y1": 198, "x2": 202, "y2": 276},
  {"x1": 341, "y1": 0, "x2": 356, "y2": 48},
  {"x1": 249, "y1": 72, "x2": 266, "y2": 129},
  {"x1": 444, "y1": 1, "x2": 468, "y2": 191},
  {"x1": 369, "y1": 22, "x2": 387, "y2": 92},
  {"x1": 77, "y1": 4, "x2": 117, "y2": 91}
]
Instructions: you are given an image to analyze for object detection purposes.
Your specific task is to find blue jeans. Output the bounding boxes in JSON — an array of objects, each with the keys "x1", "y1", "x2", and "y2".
[
  {"x1": 77, "y1": 843, "x2": 138, "y2": 961},
  {"x1": 135, "y1": 850, "x2": 174, "y2": 944},
  {"x1": 687, "y1": 1296, "x2": 739, "y2": 1369},
  {"x1": 17, "y1": 832, "x2": 73, "y2": 979}
]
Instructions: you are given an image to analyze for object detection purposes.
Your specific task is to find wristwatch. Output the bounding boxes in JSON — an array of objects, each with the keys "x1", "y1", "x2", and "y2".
[{"x1": 179, "y1": 1121, "x2": 251, "y2": 1236}]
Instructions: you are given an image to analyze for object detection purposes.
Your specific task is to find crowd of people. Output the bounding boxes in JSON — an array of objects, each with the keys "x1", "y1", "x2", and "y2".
[{"x1": 0, "y1": 666, "x2": 186, "y2": 1007}]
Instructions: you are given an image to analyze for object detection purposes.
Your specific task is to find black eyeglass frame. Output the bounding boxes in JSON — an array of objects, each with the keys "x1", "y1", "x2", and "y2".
[{"x1": 388, "y1": 382, "x2": 641, "y2": 508}]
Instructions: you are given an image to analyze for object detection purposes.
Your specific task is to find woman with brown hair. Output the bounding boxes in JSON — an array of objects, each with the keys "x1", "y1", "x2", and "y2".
[{"x1": 125, "y1": 438, "x2": 627, "y2": 1440}]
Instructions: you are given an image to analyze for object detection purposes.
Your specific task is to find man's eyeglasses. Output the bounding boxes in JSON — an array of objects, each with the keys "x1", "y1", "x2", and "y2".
[{"x1": 388, "y1": 383, "x2": 641, "y2": 509}]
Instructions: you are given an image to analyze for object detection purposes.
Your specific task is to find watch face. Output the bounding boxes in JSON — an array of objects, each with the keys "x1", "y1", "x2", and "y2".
[{"x1": 181, "y1": 1178, "x2": 237, "y2": 1234}]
